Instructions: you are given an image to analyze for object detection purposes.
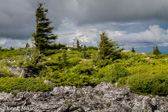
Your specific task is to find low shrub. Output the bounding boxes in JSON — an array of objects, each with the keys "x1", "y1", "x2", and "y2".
[
  {"x1": 46, "y1": 70, "x2": 98, "y2": 87},
  {"x1": 117, "y1": 77, "x2": 128, "y2": 87},
  {"x1": 70, "y1": 60, "x2": 96, "y2": 75},
  {"x1": 67, "y1": 57, "x2": 82, "y2": 67},
  {"x1": 128, "y1": 73, "x2": 168, "y2": 96},
  {"x1": 0, "y1": 67, "x2": 15, "y2": 77},
  {"x1": 0, "y1": 77, "x2": 53, "y2": 92},
  {"x1": 97, "y1": 64, "x2": 131, "y2": 83}
]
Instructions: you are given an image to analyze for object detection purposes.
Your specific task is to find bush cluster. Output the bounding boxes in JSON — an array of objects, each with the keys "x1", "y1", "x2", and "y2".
[
  {"x1": 0, "y1": 77, "x2": 53, "y2": 93},
  {"x1": 128, "y1": 73, "x2": 168, "y2": 96}
]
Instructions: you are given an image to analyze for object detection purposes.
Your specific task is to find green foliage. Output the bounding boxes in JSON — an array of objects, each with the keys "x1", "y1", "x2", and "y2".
[
  {"x1": 62, "y1": 50, "x2": 68, "y2": 64},
  {"x1": 0, "y1": 68, "x2": 14, "y2": 77},
  {"x1": 97, "y1": 64, "x2": 131, "y2": 83},
  {"x1": 26, "y1": 43, "x2": 30, "y2": 48},
  {"x1": 83, "y1": 45, "x2": 87, "y2": 58},
  {"x1": 131, "y1": 48, "x2": 136, "y2": 52},
  {"x1": 77, "y1": 39, "x2": 80, "y2": 51},
  {"x1": 46, "y1": 69, "x2": 98, "y2": 87},
  {"x1": 153, "y1": 46, "x2": 161, "y2": 55},
  {"x1": 128, "y1": 73, "x2": 168, "y2": 96},
  {"x1": 67, "y1": 57, "x2": 81, "y2": 67},
  {"x1": 10, "y1": 47, "x2": 14, "y2": 50},
  {"x1": 117, "y1": 77, "x2": 128, "y2": 87},
  {"x1": 85, "y1": 49, "x2": 97, "y2": 59},
  {"x1": 32, "y1": 3, "x2": 57, "y2": 55},
  {"x1": 0, "y1": 49, "x2": 27, "y2": 60},
  {"x1": 0, "y1": 77, "x2": 53, "y2": 92},
  {"x1": 87, "y1": 46, "x2": 98, "y2": 51},
  {"x1": 1, "y1": 44, "x2": 168, "y2": 96},
  {"x1": 70, "y1": 60, "x2": 96, "y2": 75},
  {"x1": 48, "y1": 43, "x2": 66, "y2": 50},
  {"x1": 98, "y1": 31, "x2": 124, "y2": 60},
  {"x1": 23, "y1": 50, "x2": 44, "y2": 77},
  {"x1": 94, "y1": 59, "x2": 111, "y2": 67}
]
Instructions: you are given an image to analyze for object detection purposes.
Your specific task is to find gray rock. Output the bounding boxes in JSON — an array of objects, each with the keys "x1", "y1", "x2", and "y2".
[
  {"x1": 44, "y1": 80, "x2": 54, "y2": 86},
  {"x1": 0, "y1": 92, "x2": 14, "y2": 102},
  {"x1": 0, "y1": 83, "x2": 167, "y2": 112}
]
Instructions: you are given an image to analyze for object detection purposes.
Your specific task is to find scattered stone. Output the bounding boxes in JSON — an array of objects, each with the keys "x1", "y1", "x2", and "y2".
[{"x1": 44, "y1": 80, "x2": 54, "y2": 86}]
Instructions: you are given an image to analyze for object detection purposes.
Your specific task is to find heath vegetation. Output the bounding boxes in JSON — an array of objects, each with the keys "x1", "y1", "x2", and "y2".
[{"x1": 0, "y1": 3, "x2": 167, "y2": 96}]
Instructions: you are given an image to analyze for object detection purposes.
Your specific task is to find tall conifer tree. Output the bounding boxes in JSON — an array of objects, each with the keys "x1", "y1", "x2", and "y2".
[
  {"x1": 98, "y1": 31, "x2": 124, "y2": 60},
  {"x1": 77, "y1": 39, "x2": 80, "y2": 51},
  {"x1": 153, "y1": 46, "x2": 161, "y2": 55},
  {"x1": 32, "y1": 3, "x2": 57, "y2": 54},
  {"x1": 131, "y1": 48, "x2": 136, "y2": 52},
  {"x1": 83, "y1": 44, "x2": 87, "y2": 58}
]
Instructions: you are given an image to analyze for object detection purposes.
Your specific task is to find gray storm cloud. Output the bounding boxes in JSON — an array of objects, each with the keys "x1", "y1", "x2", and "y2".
[
  {"x1": 0, "y1": 0, "x2": 168, "y2": 40},
  {"x1": 73, "y1": 0, "x2": 168, "y2": 24}
]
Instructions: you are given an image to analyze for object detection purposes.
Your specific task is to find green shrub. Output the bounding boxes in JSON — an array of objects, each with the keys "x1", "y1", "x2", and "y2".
[
  {"x1": 87, "y1": 46, "x2": 98, "y2": 51},
  {"x1": 93, "y1": 59, "x2": 111, "y2": 67},
  {"x1": 0, "y1": 77, "x2": 53, "y2": 92},
  {"x1": 117, "y1": 77, "x2": 128, "y2": 87},
  {"x1": 70, "y1": 60, "x2": 96, "y2": 75},
  {"x1": 46, "y1": 69, "x2": 98, "y2": 87},
  {"x1": 67, "y1": 57, "x2": 81, "y2": 67},
  {"x1": 0, "y1": 67, "x2": 15, "y2": 77},
  {"x1": 97, "y1": 64, "x2": 131, "y2": 83},
  {"x1": 0, "y1": 70, "x2": 14, "y2": 77},
  {"x1": 128, "y1": 73, "x2": 168, "y2": 96}
]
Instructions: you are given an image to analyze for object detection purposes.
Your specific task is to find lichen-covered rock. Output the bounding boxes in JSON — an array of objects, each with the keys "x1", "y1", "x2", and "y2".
[{"x1": 0, "y1": 83, "x2": 167, "y2": 112}]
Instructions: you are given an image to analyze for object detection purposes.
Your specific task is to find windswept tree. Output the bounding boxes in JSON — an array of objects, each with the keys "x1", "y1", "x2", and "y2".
[
  {"x1": 32, "y1": 3, "x2": 57, "y2": 54},
  {"x1": 131, "y1": 48, "x2": 136, "y2": 52},
  {"x1": 62, "y1": 49, "x2": 68, "y2": 65},
  {"x1": 24, "y1": 3, "x2": 57, "y2": 77},
  {"x1": 0, "y1": 46, "x2": 2, "y2": 51},
  {"x1": 10, "y1": 47, "x2": 14, "y2": 50},
  {"x1": 98, "y1": 31, "x2": 124, "y2": 60},
  {"x1": 26, "y1": 43, "x2": 30, "y2": 48},
  {"x1": 153, "y1": 46, "x2": 161, "y2": 55},
  {"x1": 83, "y1": 44, "x2": 87, "y2": 58},
  {"x1": 77, "y1": 39, "x2": 81, "y2": 51}
]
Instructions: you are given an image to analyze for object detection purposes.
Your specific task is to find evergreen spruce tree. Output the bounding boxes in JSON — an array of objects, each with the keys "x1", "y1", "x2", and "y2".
[
  {"x1": 153, "y1": 46, "x2": 161, "y2": 55},
  {"x1": 77, "y1": 39, "x2": 80, "y2": 51},
  {"x1": 98, "y1": 31, "x2": 124, "y2": 60},
  {"x1": 156, "y1": 46, "x2": 161, "y2": 55},
  {"x1": 83, "y1": 45, "x2": 87, "y2": 58},
  {"x1": 131, "y1": 48, "x2": 136, "y2": 52},
  {"x1": 24, "y1": 3, "x2": 57, "y2": 77},
  {"x1": 10, "y1": 47, "x2": 14, "y2": 50},
  {"x1": 153, "y1": 47, "x2": 156, "y2": 54},
  {"x1": 62, "y1": 49, "x2": 68, "y2": 64},
  {"x1": 32, "y1": 3, "x2": 57, "y2": 55},
  {"x1": 26, "y1": 43, "x2": 30, "y2": 48}
]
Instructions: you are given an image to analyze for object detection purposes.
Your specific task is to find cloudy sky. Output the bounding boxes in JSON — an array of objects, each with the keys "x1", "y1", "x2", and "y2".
[{"x1": 0, "y1": 0, "x2": 168, "y2": 53}]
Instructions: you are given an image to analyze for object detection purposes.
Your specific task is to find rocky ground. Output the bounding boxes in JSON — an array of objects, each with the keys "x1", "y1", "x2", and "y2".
[{"x1": 0, "y1": 83, "x2": 167, "y2": 112}]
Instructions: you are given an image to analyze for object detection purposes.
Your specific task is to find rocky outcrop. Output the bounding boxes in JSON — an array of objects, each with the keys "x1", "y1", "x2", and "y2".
[{"x1": 0, "y1": 83, "x2": 167, "y2": 112}]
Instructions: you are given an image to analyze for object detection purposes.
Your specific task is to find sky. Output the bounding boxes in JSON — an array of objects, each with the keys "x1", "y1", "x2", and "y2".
[{"x1": 0, "y1": 0, "x2": 168, "y2": 53}]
